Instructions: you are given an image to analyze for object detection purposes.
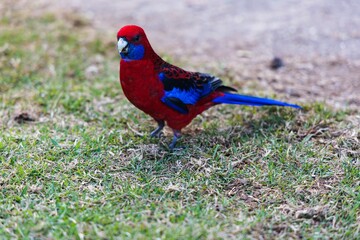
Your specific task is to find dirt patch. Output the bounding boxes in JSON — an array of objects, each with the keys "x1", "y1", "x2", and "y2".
[{"x1": 14, "y1": 113, "x2": 35, "y2": 124}]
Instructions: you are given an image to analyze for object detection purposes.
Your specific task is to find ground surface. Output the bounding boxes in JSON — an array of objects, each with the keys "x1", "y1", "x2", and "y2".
[
  {"x1": 0, "y1": 1, "x2": 359, "y2": 239},
  {"x1": 55, "y1": 0, "x2": 360, "y2": 109}
]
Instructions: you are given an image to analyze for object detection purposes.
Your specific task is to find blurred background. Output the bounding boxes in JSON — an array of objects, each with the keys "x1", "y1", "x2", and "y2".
[
  {"x1": 57, "y1": 0, "x2": 360, "y2": 60},
  {"x1": 2, "y1": 0, "x2": 360, "y2": 108},
  {"x1": 54, "y1": 0, "x2": 360, "y2": 108}
]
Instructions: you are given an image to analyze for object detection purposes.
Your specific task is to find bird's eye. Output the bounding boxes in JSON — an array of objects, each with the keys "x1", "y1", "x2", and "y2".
[{"x1": 133, "y1": 35, "x2": 140, "y2": 42}]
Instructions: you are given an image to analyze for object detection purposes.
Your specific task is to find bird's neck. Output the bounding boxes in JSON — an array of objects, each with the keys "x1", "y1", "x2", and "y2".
[{"x1": 122, "y1": 50, "x2": 164, "y2": 66}]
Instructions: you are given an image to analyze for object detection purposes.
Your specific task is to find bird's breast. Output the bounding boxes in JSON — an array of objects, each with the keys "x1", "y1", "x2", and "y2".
[{"x1": 120, "y1": 60, "x2": 163, "y2": 110}]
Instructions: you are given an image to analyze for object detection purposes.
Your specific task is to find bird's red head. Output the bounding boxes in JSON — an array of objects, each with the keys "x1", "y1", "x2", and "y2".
[
  {"x1": 117, "y1": 25, "x2": 156, "y2": 61},
  {"x1": 117, "y1": 25, "x2": 146, "y2": 42}
]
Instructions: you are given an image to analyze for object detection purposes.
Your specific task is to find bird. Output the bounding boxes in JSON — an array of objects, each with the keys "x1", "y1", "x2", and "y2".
[{"x1": 117, "y1": 25, "x2": 301, "y2": 149}]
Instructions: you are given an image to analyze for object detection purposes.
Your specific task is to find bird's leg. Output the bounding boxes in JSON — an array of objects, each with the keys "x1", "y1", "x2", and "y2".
[
  {"x1": 169, "y1": 129, "x2": 181, "y2": 150},
  {"x1": 150, "y1": 119, "x2": 165, "y2": 137}
]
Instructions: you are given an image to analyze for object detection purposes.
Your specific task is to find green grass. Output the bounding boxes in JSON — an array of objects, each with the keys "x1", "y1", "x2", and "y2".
[{"x1": 0, "y1": 3, "x2": 359, "y2": 239}]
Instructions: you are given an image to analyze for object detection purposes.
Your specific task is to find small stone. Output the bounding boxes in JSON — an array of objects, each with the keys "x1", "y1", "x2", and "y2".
[{"x1": 270, "y1": 57, "x2": 284, "y2": 70}]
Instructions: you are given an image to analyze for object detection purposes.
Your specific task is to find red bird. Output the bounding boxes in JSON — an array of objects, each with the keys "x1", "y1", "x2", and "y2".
[{"x1": 117, "y1": 25, "x2": 301, "y2": 149}]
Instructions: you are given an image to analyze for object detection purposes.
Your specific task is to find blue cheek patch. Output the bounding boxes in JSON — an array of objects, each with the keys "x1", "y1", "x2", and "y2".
[{"x1": 121, "y1": 44, "x2": 145, "y2": 61}]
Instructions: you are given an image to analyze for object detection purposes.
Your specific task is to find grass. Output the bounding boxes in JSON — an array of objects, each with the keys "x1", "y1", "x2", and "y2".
[{"x1": 0, "y1": 2, "x2": 359, "y2": 239}]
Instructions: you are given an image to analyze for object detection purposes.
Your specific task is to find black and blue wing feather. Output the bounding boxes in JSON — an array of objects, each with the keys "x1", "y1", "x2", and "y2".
[
  {"x1": 157, "y1": 63, "x2": 301, "y2": 113},
  {"x1": 159, "y1": 65, "x2": 231, "y2": 113}
]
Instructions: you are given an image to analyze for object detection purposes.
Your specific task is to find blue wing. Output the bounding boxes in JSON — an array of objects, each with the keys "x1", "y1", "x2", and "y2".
[{"x1": 158, "y1": 63, "x2": 236, "y2": 114}]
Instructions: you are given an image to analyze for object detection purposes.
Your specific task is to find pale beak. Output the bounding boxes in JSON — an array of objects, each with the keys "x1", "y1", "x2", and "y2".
[{"x1": 117, "y1": 37, "x2": 128, "y2": 55}]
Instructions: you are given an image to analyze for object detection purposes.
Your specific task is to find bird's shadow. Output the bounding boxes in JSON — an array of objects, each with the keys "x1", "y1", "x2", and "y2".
[
  {"x1": 118, "y1": 108, "x2": 303, "y2": 178},
  {"x1": 141, "y1": 107, "x2": 301, "y2": 157}
]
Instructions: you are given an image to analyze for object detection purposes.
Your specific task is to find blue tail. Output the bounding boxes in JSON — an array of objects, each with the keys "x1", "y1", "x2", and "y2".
[{"x1": 213, "y1": 93, "x2": 301, "y2": 109}]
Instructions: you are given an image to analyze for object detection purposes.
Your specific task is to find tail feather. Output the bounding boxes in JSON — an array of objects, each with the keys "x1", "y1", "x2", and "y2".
[{"x1": 213, "y1": 93, "x2": 302, "y2": 109}]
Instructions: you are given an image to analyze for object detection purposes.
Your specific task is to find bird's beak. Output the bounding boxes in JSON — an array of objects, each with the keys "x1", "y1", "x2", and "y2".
[{"x1": 117, "y1": 37, "x2": 129, "y2": 55}]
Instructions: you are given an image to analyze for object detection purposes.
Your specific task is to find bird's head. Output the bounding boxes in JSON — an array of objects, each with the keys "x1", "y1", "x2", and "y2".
[{"x1": 117, "y1": 25, "x2": 155, "y2": 61}]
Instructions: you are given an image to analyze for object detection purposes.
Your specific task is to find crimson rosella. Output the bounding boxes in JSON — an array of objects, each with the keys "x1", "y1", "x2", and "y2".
[{"x1": 117, "y1": 25, "x2": 301, "y2": 149}]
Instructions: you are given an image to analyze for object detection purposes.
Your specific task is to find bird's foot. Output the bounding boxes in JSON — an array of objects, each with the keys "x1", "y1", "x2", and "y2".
[
  {"x1": 150, "y1": 128, "x2": 163, "y2": 138},
  {"x1": 150, "y1": 120, "x2": 165, "y2": 138},
  {"x1": 168, "y1": 130, "x2": 181, "y2": 151}
]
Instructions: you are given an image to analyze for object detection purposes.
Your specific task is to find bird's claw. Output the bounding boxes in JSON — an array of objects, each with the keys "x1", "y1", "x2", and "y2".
[
  {"x1": 150, "y1": 130, "x2": 163, "y2": 138},
  {"x1": 168, "y1": 142, "x2": 176, "y2": 151},
  {"x1": 150, "y1": 120, "x2": 165, "y2": 138},
  {"x1": 168, "y1": 130, "x2": 182, "y2": 151}
]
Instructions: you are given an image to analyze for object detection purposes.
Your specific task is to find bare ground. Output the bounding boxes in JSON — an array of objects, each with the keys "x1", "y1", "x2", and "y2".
[{"x1": 49, "y1": 0, "x2": 360, "y2": 109}]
